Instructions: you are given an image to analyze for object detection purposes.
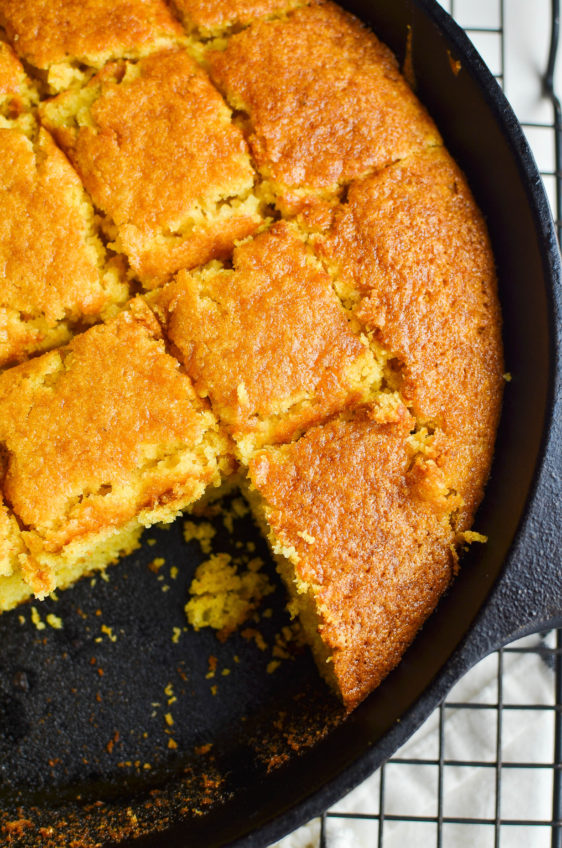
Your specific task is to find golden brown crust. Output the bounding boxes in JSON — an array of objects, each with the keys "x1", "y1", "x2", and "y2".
[
  {"x1": 40, "y1": 50, "x2": 263, "y2": 285},
  {"x1": 248, "y1": 407, "x2": 456, "y2": 710},
  {"x1": 152, "y1": 221, "x2": 380, "y2": 454},
  {"x1": 317, "y1": 147, "x2": 504, "y2": 521},
  {"x1": 0, "y1": 126, "x2": 129, "y2": 367},
  {"x1": 208, "y1": 2, "x2": 440, "y2": 213},
  {"x1": 0, "y1": 0, "x2": 183, "y2": 74},
  {"x1": 173, "y1": 0, "x2": 307, "y2": 33},
  {"x1": 0, "y1": 299, "x2": 227, "y2": 594}
]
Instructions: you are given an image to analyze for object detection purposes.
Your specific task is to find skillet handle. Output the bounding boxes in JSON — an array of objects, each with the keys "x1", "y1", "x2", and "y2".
[{"x1": 463, "y1": 377, "x2": 562, "y2": 658}]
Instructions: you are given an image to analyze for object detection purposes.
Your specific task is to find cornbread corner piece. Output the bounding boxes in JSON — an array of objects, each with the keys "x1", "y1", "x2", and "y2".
[
  {"x1": 172, "y1": 0, "x2": 307, "y2": 36},
  {"x1": 40, "y1": 50, "x2": 264, "y2": 287},
  {"x1": 0, "y1": 0, "x2": 184, "y2": 93},
  {"x1": 151, "y1": 221, "x2": 385, "y2": 459},
  {"x1": 0, "y1": 298, "x2": 233, "y2": 610},
  {"x1": 0, "y1": 38, "x2": 38, "y2": 117},
  {"x1": 0, "y1": 125, "x2": 129, "y2": 368},
  {"x1": 317, "y1": 146, "x2": 504, "y2": 521},
  {"x1": 208, "y1": 1, "x2": 441, "y2": 214},
  {"x1": 246, "y1": 406, "x2": 459, "y2": 711}
]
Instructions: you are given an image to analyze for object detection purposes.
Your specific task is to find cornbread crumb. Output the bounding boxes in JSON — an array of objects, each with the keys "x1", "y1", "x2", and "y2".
[
  {"x1": 31, "y1": 607, "x2": 45, "y2": 631},
  {"x1": 460, "y1": 531, "x2": 488, "y2": 544},
  {"x1": 296, "y1": 530, "x2": 315, "y2": 544},
  {"x1": 46, "y1": 613, "x2": 63, "y2": 630},
  {"x1": 101, "y1": 624, "x2": 117, "y2": 642},
  {"x1": 183, "y1": 520, "x2": 216, "y2": 554},
  {"x1": 185, "y1": 552, "x2": 274, "y2": 634},
  {"x1": 148, "y1": 558, "x2": 166, "y2": 574}
]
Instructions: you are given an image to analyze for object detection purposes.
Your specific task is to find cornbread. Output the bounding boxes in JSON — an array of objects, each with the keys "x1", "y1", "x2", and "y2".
[
  {"x1": 247, "y1": 406, "x2": 460, "y2": 710},
  {"x1": 315, "y1": 146, "x2": 504, "y2": 521},
  {"x1": 0, "y1": 0, "x2": 184, "y2": 92},
  {"x1": 0, "y1": 299, "x2": 231, "y2": 609},
  {"x1": 185, "y1": 552, "x2": 274, "y2": 635},
  {"x1": 172, "y1": 0, "x2": 306, "y2": 36},
  {"x1": 0, "y1": 124, "x2": 129, "y2": 367},
  {"x1": 152, "y1": 221, "x2": 383, "y2": 459},
  {"x1": 0, "y1": 0, "x2": 504, "y2": 710},
  {"x1": 208, "y1": 2, "x2": 441, "y2": 214},
  {"x1": 40, "y1": 49, "x2": 264, "y2": 285},
  {"x1": 0, "y1": 39, "x2": 38, "y2": 117}
]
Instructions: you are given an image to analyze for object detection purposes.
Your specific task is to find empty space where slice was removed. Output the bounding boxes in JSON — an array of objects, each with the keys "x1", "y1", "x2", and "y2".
[
  {"x1": 0, "y1": 298, "x2": 232, "y2": 612},
  {"x1": 40, "y1": 49, "x2": 265, "y2": 286}
]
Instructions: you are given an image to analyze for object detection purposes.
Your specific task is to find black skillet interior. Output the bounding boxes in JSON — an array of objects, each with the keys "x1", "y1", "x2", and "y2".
[{"x1": 1, "y1": 1, "x2": 561, "y2": 847}]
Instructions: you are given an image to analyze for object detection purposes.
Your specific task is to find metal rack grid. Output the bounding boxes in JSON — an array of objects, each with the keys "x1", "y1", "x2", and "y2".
[{"x1": 274, "y1": 2, "x2": 562, "y2": 847}]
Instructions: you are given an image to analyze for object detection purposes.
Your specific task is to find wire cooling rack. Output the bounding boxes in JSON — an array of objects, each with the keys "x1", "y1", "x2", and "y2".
[{"x1": 273, "y1": 2, "x2": 562, "y2": 846}]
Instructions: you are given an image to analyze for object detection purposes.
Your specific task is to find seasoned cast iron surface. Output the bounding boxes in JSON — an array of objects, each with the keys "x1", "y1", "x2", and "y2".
[{"x1": 0, "y1": 495, "x2": 341, "y2": 846}]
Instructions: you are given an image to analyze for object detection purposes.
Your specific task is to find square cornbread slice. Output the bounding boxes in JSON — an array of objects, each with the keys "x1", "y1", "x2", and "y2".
[
  {"x1": 315, "y1": 146, "x2": 504, "y2": 521},
  {"x1": 172, "y1": 0, "x2": 306, "y2": 37},
  {"x1": 151, "y1": 221, "x2": 385, "y2": 460},
  {"x1": 40, "y1": 50, "x2": 264, "y2": 286},
  {"x1": 0, "y1": 299, "x2": 233, "y2": 610},
  {"x1": 208, "y1": 1, "x2": 441, "y2": 215},
  {"x1": 0, "y1": 0, "x2": 184, "y2": 93},
  {"x1": 0, "y1": 124, "x2": 129, "y2": 368},
  {"x1": 0, "y1": 38, "x2": 38, "y2": 118},
  {"x1": 246, "y1": 405, "x2": 459, "y2": 711}
]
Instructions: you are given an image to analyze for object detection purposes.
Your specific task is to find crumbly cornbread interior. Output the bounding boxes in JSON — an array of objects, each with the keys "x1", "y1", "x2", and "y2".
[{"x1": 0, "y1": 0, "x2": 503, "y2": 710}]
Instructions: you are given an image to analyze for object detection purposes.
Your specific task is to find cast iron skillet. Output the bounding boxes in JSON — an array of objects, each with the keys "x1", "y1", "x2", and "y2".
[{"x1": 0, "y1": 1, "x2": 561, "y2": 846}]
